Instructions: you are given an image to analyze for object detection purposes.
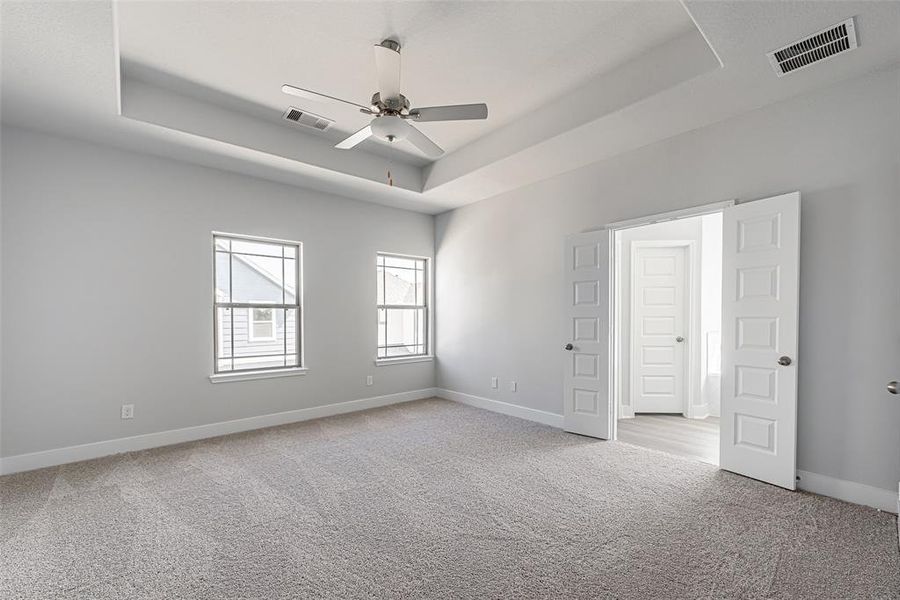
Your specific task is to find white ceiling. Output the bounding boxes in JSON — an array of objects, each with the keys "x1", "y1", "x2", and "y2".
[
  {"x1": 2, "y1": 1, "x2": 899, "y2": 214},
  {"x1": 116, "y1": 1, "x2": 695, "y2": 159}
]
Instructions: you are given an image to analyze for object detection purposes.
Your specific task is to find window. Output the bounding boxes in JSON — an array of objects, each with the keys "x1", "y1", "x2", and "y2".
[
  {"x1": 376, "y1": 253, "x2": 429, "y2": 360},
  {"x1": 214, "y1": 233, "x2": 302, "y2": 373},
  {"x1": 249, "y1": 307, "x2": 276, "y2": 341}
]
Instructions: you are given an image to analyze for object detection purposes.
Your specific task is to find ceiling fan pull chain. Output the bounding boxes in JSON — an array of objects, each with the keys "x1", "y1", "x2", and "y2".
[{"x1": 387, "y1": 140, "x2": 395, "y2": 187}]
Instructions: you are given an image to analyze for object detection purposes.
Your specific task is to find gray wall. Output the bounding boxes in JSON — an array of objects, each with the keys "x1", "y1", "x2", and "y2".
[
  {"x1": 0, "y1": 126, "x2": 434, "y2": 457},
  {"x1": 435, "y1": 67, "x2": 900, "y2": 492}
]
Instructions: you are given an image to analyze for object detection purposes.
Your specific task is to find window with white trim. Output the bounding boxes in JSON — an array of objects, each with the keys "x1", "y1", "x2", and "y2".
[
  {"x1": 214, "y1": 233, "x2": 302, "y2": 373},
  {"x1": 376, "y1": 253, "x2": 428, "y2": 359}
]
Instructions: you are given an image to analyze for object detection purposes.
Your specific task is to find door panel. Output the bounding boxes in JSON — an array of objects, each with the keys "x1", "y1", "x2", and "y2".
[
  {"x1": 631, "y1": 245, "x2": 687, "y2": 414},
  {"x1": 564, "y1": 231, "x2": 611, "y2": 439},
  {"x1": 721, "y1": 192, "x2": 800, "y2": 490}
]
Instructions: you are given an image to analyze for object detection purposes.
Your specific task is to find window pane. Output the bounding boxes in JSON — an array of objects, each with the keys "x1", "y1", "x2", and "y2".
[
  {"x1": 231, "y1": 308, "x2": 278, "y2": 355},
  {"x1": 284, "y1": 258, "x2": 297, "y2": 304},
  {"x1": 415, "y1": 266, "x2": 425, "y2": 305},
  {"x1": 382, "y1": 255, "x2": 417, "y2": 269},
  {"x1": 216, "y1": 307, "x2": 233, "y2": 358},
  {"x1": 284, "y1": 308, "x2": 298, "y2": 358},
  {"x1": 231, "y1": 239, "x2": 283, "y2": 257},
  {"x1": 383, "y1": 266, "x2": 418, "y2": 305},
  {"x1": 231, "y1": 255, "x2": 284, "y2": 304},
  {"x1": 215, "y1": 252, "x2": 231, "y2": 302},
  {"x1": 378, "y1": 307, "x2": 425, "y2": 357},
  {"x1": 384, "y1": 345, "x2": 425, "y2": 358},
  {"x1": 232, "y1": 356, "x2": 288, "y2": 371}
]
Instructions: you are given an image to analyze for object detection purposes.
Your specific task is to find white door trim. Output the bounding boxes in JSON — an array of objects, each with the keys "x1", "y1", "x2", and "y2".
[
  {"x1": 607, "y1": 200, "x2": 735, "y2": 231},
  {"x1": 628, "y1": 240, "x2": 699, "y2": 417}
]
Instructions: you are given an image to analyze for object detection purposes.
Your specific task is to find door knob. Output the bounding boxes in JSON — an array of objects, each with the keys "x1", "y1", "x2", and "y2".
[
  {"x1": 675, "y1": 336, "x2": 684, "y2": 343},
  {"x1": 888, "y1": 381, "x2": 898, "y2": 395},
  {"x1": 778, "y1": 356, "x2": 792, "y2": 366},
  {"x1": 564, "y1": 343, "x2": 574, "y2": 351}
]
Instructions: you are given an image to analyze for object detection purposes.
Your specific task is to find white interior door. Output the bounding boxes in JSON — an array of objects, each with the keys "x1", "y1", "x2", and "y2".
[
  {"x1": 563, "y1": 230, "x2": 612, "y2": 438},
  {"x1": 721, "y1": 192, "x2": 800, "y2": 489},
  {"x1": 631, "y1": 244, "x2": 688, "y2": 414}
]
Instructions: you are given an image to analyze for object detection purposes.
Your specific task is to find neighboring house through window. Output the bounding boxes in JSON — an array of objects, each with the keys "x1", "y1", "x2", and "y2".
[
  {"x1": 249, "y1": 306, "x2": 276, "y2": 341},
  {"x1": 214, "y1": 233, "x2": 302, "y2": 373},
  {"x1": 376, "y1": 253, "x2": 429, "y2": 360}
]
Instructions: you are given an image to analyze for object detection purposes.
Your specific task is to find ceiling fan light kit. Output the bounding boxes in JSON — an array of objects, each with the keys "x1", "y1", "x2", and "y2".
[
  {"x1": 283, "y1": 37, "x2": 488, "y2": 160},
  {"x1": 370, "y1": 115, "x2": 408, "y2": 142}
]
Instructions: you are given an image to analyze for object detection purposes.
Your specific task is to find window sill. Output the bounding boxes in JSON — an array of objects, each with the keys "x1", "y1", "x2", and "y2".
[
  {"x1": 374, "y1": 355, "x2": 434, "y2": 367},
  {"x1": 209, "y1": 367, "x2": 308, "y2": 384}
]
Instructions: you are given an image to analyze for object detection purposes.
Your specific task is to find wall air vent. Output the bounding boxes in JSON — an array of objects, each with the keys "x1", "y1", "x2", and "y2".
[
  {"x1": 282, "y1": 107, "x2": 334, "y2": 131},
  {"x1": 767, "y1": 17, "x2": 857, "y2": 77}
]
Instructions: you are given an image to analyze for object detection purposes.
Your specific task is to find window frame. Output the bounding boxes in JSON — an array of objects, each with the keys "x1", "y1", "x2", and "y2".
[
  {"x1": 211, "y1": 232, "x2": 304, "y2": 378},
  {"x1": 375, "y1": 252, "x2": 432, "y2": 365}
]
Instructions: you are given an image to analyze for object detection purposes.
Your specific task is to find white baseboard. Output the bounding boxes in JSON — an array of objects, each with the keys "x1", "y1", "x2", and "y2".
[
  {"x1": 797, "y1": 470, "x2": 898, "y2": 514},
  {"x1": 438, "y1": 389, "x2": 897, "y2": 514},
  {"x1": 0, "y1": 388, "x2": 438, "y2": 475},
  {"x1": 436, "y1": 388, "x2": 564, "y2": 428},
  {"x1": 4, "y1": 387, "x2": 895, "y2": 515}
]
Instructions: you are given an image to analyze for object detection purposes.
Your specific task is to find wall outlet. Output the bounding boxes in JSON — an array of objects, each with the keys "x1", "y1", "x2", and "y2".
[
  {"x1": 491, "y1": 377, "x2": 499, "y2": 389},
  {"x1": 366, "y1": 375, "x2": 373, "y2": 386},
  {"x1": 121, "y1": 404, "x2": 134, "y2": 420},
  {"x1": 509, "y1": 381, "x2": 517, "y2": 392}
]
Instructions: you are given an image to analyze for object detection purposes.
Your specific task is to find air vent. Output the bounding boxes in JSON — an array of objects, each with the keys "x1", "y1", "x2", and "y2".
[
  {"x1": 282, "y1": 107, "x2": 334, "y2": 131},
  {"x1": 767, "y1": 18, "x2": 857, "y2": 77}
]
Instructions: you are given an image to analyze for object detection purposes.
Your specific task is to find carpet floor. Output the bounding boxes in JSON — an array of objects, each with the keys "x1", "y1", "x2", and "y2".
[{"x1": 2, "y1": 398, "x2": 898, "y2": 599}]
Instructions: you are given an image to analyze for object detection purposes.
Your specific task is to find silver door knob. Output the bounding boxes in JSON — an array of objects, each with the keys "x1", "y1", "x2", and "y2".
[
  {"x1": 778, "y1": 356, "x2": 792, "y2": 366},
  {"x1": 888, "y1": 381, "x2": 898, "y2": 395},
  {"x1": 564, "y1": 343, "x2": 574, "y2": 351},
  {"x1": 675, "y1": 336, "x2": 684, "y2": 343}
]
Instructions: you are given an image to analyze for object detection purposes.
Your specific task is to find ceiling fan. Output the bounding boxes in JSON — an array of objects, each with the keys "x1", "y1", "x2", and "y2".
[{"x1": 282, "y1": 39, "x2": 488, "y2": 158}]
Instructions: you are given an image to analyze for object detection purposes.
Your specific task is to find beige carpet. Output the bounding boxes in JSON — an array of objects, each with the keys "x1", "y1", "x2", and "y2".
[{"x1": 2, "y1": 398, "x2": 898, "y2": 599}]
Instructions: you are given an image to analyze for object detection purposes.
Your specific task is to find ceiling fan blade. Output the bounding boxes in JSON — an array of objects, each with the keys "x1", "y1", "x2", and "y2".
[
  {"x1": 407, "y1": 103, "x2": 488, "y2": 122},
  {"x1": 373, "y1": 41, "x2": 401, "y2": 100},
  {"x1": 335, "y1": 125, "x2": 373, "y2": 150},
  {"x1": 282, "y1": 84, "x2": 373, "y2": 113},
  {"x1": 401, "y1": 121, "x2": 443, "y2": 158}
]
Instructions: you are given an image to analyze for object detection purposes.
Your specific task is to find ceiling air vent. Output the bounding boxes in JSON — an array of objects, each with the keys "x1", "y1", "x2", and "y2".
[
  {"x1": 282, "y1": 107, "x2": 334, "y2": 131},
  {"x1": 767, "y1": 17, "x2": 857, "y2": 77}
]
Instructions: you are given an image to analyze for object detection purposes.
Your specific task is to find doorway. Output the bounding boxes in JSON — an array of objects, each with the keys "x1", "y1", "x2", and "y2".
[
  {"x1": 562, "y1": 193, "x2": 800, "y2": 489},
  {"x1": 613, "y1": 214, "x2": 722, "y2": 465}
]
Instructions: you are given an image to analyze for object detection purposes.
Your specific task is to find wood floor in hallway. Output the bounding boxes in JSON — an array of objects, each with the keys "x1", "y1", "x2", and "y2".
[{"x1": 617, "y1": 414, "x2": 719, "y2": 465}]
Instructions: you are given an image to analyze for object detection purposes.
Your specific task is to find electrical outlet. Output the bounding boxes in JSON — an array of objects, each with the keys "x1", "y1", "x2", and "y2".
[
  {"x1": 509, "y1": 381, "x2": 517, "y2": 392},
  {"x1": 121, "y1": 404, "x2": 134, "y2": 420},
  {"x1": 366, "y1": 375, "x2": 373, "y2": 386},
  {"x1": 491, "y1": 377, "x2": 499, "y2": 389}
]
